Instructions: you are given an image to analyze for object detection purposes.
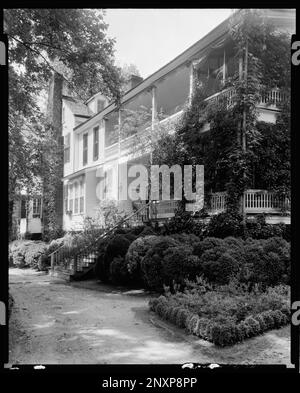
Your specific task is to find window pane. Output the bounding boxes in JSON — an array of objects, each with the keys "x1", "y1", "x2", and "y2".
[
  {"x1": 97, "y1": 100, "x2": 105, "y2": 113},
  {"x1": 80, "y1": 196, "x2": 84, "y2": 213},
  {"x1": 93, "y1": 126, "x2": 99, "y2": 160},
  {"x1": 75, "y1": 198, "x2": 78, "y2": 213},
  {"x1": 21, "y1": 199, "x2": 26, "y2": 218},
  {"x1": 33, "y1": 198, "x2": 41, "y2": 217},
  {"x1": 83, "y1": 133, "x2": 88, "y2": 165},
  {"x1": 64, "y1": 147, "x2": 70, "y2": 163}
]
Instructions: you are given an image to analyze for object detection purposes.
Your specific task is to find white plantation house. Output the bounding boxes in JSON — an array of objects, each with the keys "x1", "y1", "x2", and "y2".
[{"x1": 58, "y1": 9, "x2": 295, "y2": 233}]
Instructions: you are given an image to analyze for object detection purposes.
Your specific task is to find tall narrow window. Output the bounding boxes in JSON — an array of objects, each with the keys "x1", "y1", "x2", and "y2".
[
  {"x1": 83, "y1": 133, "x2": 88, "y2": 165},
  {"x1": 74, "y1": 182, "x2": 79, "y2": 214},
  {"x1": 64, "y1": 185, "x2": 68, "y2": 213},
  {"x1": 32, "y1": 198, "x2": 41, "y2": 218},
  {"x1": 64, "y1": 133, "x2": 70, "y2": 163},
  {"x1": 79, "y1": 180, "x2": 85, "y2": 213},
  {"x1": 21, "y1": 198, "x2": 27, "y2": 218},
  {"x1": 69, "y1": 184, "x2": 73, "y2": 213},
  {"x1": 93, "y1": 126, "x2": 99, "y2": 161}
]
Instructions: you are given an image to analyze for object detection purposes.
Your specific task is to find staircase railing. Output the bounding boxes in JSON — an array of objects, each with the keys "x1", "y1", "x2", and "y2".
[{"x1": 49, "y1": 200, "x2": 152, "y2": 275}]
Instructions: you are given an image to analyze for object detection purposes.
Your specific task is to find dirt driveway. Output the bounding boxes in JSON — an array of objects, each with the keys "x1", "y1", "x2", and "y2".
[{"x1": 8, "y1": 268, "x2": 292, "y2": 365}]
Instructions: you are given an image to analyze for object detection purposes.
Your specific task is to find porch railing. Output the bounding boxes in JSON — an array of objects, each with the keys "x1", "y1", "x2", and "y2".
[
  {"x1": 205, "y1": 87, "x2": 287, "y2": 109},
  {"x1": 243, "y1": 190, "x2": 290, "y2": 213},
  {"x1": 208, "y1": 190, "x2": 290, "y2": 215}
]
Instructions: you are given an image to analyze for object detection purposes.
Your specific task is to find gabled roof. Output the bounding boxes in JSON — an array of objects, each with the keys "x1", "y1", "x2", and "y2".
[{"x1": 63, "y1": 95, "x2": 93, "y2": 117}]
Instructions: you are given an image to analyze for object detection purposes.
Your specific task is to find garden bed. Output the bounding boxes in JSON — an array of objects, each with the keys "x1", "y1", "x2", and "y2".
[{"x1": 149, "y1": 280, "x2": 290, "y2": 346}]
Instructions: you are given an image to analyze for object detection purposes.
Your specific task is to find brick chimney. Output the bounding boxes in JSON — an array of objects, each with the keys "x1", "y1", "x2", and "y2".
[
  {"x1": 44, "y1": 71, "x2": 64, "y2": 233},
  {"x1": 126, "y1": 74, "x2": 143, "y2": 91}
]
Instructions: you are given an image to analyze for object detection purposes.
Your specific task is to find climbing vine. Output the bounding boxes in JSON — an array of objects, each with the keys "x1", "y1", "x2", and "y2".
[{"x1": 166, "y1": 9, "x2": 291, "y2": 213}]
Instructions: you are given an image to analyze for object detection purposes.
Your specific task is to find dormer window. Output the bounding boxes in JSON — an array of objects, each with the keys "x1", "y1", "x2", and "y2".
[{"x1": 97, "y1": 99, "x2": 105, "y2": 113}]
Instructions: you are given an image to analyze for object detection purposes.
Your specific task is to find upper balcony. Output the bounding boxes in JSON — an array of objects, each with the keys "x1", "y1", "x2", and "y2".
[{"x1": 102, "y1": 38, "x2": 288, "y2": 162}]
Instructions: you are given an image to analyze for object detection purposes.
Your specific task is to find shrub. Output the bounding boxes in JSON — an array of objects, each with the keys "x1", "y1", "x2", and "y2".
[
  {"x1": 139, "y1": 226, "x2": 156, "y2": 237},
  {"x1": 210, "y1": 316, "x2": 237, "y2": 346},
  {"x1": 104, "y1": 234, "x2": 133, "y2": 277},
  {"x1": 24, "y1": 242, "x2": 48, "y2": 269},
  {"x1": 254, "y1": 314, "x2": 267, "y2": 332},
  {"x1": 243, "y1": 316, "x2": 261, "y2": 336},
  {"x1": 272, "y1": 310, "x2": 286, "y2": 328},
  {"x1": 192, "y1": 237, "x2": 224, "y2": 258},
  {"x1": 94, "y1": 235, "x2": 115, "y2": 282},
  {"x1": 199, "y1": 247, "x2": 240, "y2": 284},
  {"x1": 186, "y1": 314, "x2": 200, "y2": 335},
  {"x1": 206, "y1": 211, "x2": 244, "y2": 238},
  {"x1": 161, "y1": 245, "x2": 194, "y2": 290},
  {"x1": 149, "y1": 298, "x2": 159, "y2": 311},
  {"x1": 175, "y1": 308, "x2": 190, "y2": 328},
  {"x1": 9, "y1": 240, "x2": 48, "y2": 270},
  {"x1": 125, "y1": 235, "x2": 162, "y2": 284},
  {"x1": 246, "y1": 217, "x2": 290, "y2": 241},
  {"x1": 109, "y1": 256, "x2": 132, "y2": 285},
  {"x1": 149, "y1": 281, "x2": 290, "y2": 346},
  {"x1": 141, "y1": 237, "x2": 181, "y2": 291},
  {"x1": 223, "y1": 236, "x2": 244, "y2": 250},
  {"x1": 163, "y1": 209, "x2": 206, "y2": 238},
  {"x1": 47, "y1": 237, "x2": 65, "y2": 255},
  {"x1": 169, "y1": 233, "x2": 200, "y2": 247},
  {"x1": 260, "y1": 310, "x2": 275, "y2": 330}
]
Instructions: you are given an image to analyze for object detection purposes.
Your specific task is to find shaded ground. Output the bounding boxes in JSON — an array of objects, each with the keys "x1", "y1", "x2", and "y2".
[{"x1": 8, "y1": 268, "x2": 292, "y2": 365}]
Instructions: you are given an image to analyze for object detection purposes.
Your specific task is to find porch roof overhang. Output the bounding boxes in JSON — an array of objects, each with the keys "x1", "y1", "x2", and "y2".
[{"x1": 73, "y1": 13, "x2": 232, "y2": 135}]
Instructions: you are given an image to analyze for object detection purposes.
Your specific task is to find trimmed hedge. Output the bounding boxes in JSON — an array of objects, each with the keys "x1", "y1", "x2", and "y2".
[{"x1": 149, "y1": 295, "x2": 290, "y2": 346}]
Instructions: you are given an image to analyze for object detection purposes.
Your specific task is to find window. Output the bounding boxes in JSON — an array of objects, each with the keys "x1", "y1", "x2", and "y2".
[
  {"x1": 21, "y1": 198, "x2": 27, "y2": 219},
  {"x1": 69, "y1": 184, "x2": 73, "y2": 213},
  {"x1": 64, "y1": 185, "x2": 68, "y2": 213},
  {"x1": 79, "y1": 181, "x2": 85, "y2": 213},
  {"x1": 97, "y1": 99, "x2": 105, "y2": 113},
  {"x1": 32, "y1": 198, "x2": 41, "y2": 218},
  {"x1": 74, "y1": 182, "x2": 79, "y2": 214},
  {"x1": 83, "y1": 133, "x2": 88, "y2": 165},
  {"x1": 64, "y1": 133, "x2": 70, "y2": 163},
  {"x1": 93, "y1": 126, "x2": 99, "y2": 161}
]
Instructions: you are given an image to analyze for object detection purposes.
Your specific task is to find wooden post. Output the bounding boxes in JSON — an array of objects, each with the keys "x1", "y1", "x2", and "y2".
[
  {"x1": 223, "y1": 49, "x2": 226, "y2": 85},
  {"x1": 189, "y1": 61, "x2": 195, "y2": 105},
  {"x1": 151, "y1": 85, "x2": 157, "y2": 132}
]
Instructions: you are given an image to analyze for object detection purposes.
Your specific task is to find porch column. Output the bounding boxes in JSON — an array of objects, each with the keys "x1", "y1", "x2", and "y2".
[
  {"x1": 239, "y1": 55, "x2": 243, "y2": 81},
  {"x1": 188, "y1": 61, "x2": 195, "y2": 104},
  {"x1": 118, "y1": 109, "x2": 122, "y2": 201},
  {"x1": 151, "y1": 85, "x2": 157, "y2": 130},
  {"x1": 223, "y1": 49, "x2": 226, "y2": 84}
]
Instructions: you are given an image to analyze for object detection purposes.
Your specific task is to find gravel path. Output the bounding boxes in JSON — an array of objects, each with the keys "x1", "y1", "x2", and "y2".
[{"x1": 8, "y1": 268, "x2": 292, "y2": 365}]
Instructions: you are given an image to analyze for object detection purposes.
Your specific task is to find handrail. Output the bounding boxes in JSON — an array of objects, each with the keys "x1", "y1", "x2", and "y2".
[{"x1": 49, "y1": 200, "x2": 152, "y2": 260}]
